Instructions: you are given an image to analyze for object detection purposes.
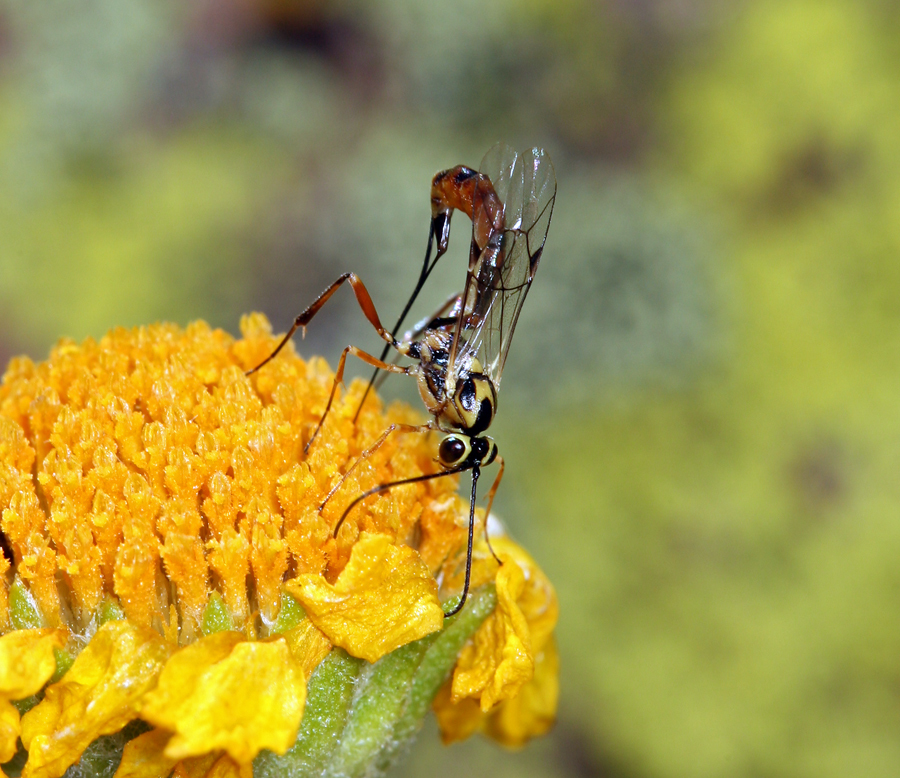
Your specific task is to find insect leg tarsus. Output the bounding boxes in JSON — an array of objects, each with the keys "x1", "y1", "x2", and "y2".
[{"x1": 481, "y1": 456, "x2": 504, "y2": 565}]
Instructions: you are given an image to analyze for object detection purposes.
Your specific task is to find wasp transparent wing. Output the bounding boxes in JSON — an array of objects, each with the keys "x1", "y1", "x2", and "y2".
[{"x1": 450, "y1": 144, "x2": 557, "y2": 388}]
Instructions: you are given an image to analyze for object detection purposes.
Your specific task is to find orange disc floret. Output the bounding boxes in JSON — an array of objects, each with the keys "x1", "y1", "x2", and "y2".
[{"x1": 0, "y1": 315, "x2": 464, "y2": 638}]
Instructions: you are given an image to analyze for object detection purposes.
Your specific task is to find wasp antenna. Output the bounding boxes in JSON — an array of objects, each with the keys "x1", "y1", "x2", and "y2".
[
  {"x1": 355, "y1": 220, "x2": 441, "y2": 423},
  {"x1": 332, "y1": 465, "x2": 468, "y2": 539},
  {"x1": 442, "y1": 463, "x2": 480, "y2": 618}
]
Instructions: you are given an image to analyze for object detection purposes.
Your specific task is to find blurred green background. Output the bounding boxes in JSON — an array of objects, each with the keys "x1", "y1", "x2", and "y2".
[{"x1": 3, "y1": 0, "x2": 900, "y2": 775}]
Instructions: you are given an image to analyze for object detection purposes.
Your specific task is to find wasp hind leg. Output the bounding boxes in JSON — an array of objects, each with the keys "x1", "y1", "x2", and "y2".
[
  {"x1": 243, "y1": 272, "x2": 412, "y2": 453},
  {"x1": 246, "y1": 272, "x2": 400, "y2": 376},
  {"x1": 354, "y1": 216, "x2": 457, "y2": 422},
  {"x1": 305, "y1": 345, "x2": 412, "y2": 455}
]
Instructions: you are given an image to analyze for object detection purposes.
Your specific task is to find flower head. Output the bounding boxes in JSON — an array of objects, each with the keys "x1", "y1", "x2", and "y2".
[{"x1": 0, "y1": 315, "x2": 557, "y2": 777}]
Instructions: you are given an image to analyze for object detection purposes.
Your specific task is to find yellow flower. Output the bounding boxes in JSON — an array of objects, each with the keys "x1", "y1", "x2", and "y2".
[{"x1": 0, "y1": 315, "x2": 558, "y2": 777}]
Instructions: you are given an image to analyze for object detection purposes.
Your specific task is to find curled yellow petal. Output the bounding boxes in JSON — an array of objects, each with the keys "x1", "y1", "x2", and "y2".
[
  {"x1": 431, "y1": 681, "x2": 483, "y2": 745},
  {"x1": 173, "y1": 753, "x2": 252, "y2": 778},
  {"x1": 434, "y1": 536, "x2": 559, "y2": 746},
  {"x1": 171, "y1": 753, "x2": 217, "y2": 778},
  {"x1": 114, "y1": 729, "x2": 176, "y2": 778},
  {"x1": 494, "y1": 539, "x2": 558, "y2": 655},
  {"x1": 284, "y1": 532, "x2": 443, "y2": 663},
  {"x1": 434, "y1": 636, "x2": 559, "y2": 747},
  {"x1": 483, "y1": 637, "x2": 559, "y2": 747},
  {"x1": 451, "y1": 559, "x2": 532, "y2": 711},
  {"x1": 139, "y1": 631, "x2": 305, "y2": 764},
  {"x1": 20, "y1": 620, "x2": 173, "y2": 778},
  {"x1": 0, "y1": 700, "x2": 22, "y2": 764},
  {"x1": 204, "y1": 754, "x2": 253, "y2": 778},
  {"x1": 0, "y1": 629, "x2": 67, "y2": 700}
]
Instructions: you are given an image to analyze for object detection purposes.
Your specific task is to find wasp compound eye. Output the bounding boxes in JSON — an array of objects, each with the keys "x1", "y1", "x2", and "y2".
[
  {"x1": 470, "y1": 436, "x2": 498, "y2": 466},
  {"x1": 439, "y1": 435, "x2": 470, "y2": 467}
]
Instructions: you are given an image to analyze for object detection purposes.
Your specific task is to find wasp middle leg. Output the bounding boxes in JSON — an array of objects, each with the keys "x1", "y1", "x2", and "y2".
[
  {"x1": 332, "y1": 464, "x2": 469, "y2": 540},
  {"x1": 361, "y1": 291, "x2": 464, "y2": 400},
  {"x1": 304, "y1": 345, "x2": 413, "y2": 454},
  {"x1": 245, "y1": 272, "x2": 412, "y2": 452}
]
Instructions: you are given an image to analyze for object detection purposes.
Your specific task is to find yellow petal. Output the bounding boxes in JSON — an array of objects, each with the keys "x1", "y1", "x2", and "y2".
[
  {"x1": 173, "y1": 753, "x2": 252, "y2": 778},
  {"x1": 0, "y1": 699, "x2": 22, "y2": 764},
  {"x1": 483, "y1": 637, "x2": 559, "y2": 747},
  {"x1": 171, "y1": 753, "x2": 217, "y2": 778},
  {"x1": 451, "y1": 559, "x2": 533, "y2": 711},
  {"x1": 434, "y1": 536, "x2": 560, "y2": 746},
  {"x1": 0, "y1": 628, "x2": 67, "y2": 764},
  {"x1": 491, "y1": 538, "x2": 558, "y2": 654},
  {"x1": 279, "y1": 617, "x2": 333, "y2": 679},
  {"x1": 434, "y1": 636, "x2": 560, "y2": 748},
  {"x1": 114, "y1": 729, "x2": 176, "y2": 778},
  {"x1": 0, "y1": 629, "x2": 67, "y2": 700},
  {"x1": 204, "y1": 753, "x2": 254, "y2": 778},
  {"x1": 20, "y1": 621, "x2": 173, "y2": 778},
  {"x1": 446, "y1": 535, "x2": 559, "y2": 718},
  {"x1": 284, "y1": 532, "x2": 443, "y2": 663},
  {"x1": 431, "y1": 680, "x2": 483, "y2": 745},
  {"x1": 139, "y1": 631, "x2": 305, "y2": 764}
]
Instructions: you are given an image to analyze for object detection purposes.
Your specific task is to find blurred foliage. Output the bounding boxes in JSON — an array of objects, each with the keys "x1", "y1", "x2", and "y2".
[
  {"x1": 3, "y1": 0, "x2": 900, "y2": 776},
  {"x1": 511, "y1": 1, "x2": 900, "y2": 777}
]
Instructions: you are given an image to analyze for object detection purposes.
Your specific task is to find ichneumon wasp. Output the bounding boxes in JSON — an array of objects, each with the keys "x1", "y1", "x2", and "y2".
[{"x1": 247, "y1": 143, "x2": 557, "y2": 616}]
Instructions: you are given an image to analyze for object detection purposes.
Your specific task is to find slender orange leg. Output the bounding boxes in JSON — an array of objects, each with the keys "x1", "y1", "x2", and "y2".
[
  {"x1": 481, "y1": 456, "x2": 504, "y2": 564},
  {"x1": 246, "y1": 272, "x2": 400, "y2": 375},
  {"x1": 318, "y1": 422, "x2": 433, "y2": 511},
  {"x1": 360, "y1": 292, "x2": 464, "y2": 404},
  {"x1": 305, "y1": 345, "x2": 412, "y2": 454}
]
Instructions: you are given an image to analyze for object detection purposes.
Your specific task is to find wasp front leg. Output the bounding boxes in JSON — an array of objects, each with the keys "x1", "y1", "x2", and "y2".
[{"x1": 481, "y1": 455, "x2": 504, "y2": 564}]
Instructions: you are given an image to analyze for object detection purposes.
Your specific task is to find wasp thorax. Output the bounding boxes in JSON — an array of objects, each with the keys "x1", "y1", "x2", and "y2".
[{"x1": 446, "y1": 368, "x2": 497, "y2": 437}]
